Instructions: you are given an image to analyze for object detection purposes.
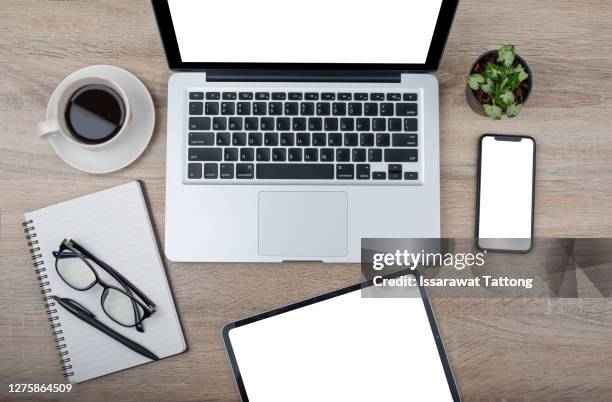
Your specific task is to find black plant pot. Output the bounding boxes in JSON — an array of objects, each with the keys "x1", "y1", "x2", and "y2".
[{"x1": 465, "y1": 50, "x2": 533, "y2": 117}]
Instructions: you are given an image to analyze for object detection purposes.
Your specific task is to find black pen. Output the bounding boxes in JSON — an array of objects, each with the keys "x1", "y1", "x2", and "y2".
[{"x1": 52, "y1": 295, "x2": 159, "y2": 361}]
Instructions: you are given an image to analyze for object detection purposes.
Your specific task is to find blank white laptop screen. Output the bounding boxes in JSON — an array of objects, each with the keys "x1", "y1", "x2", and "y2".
[
  {"x1": 226, "y1": 288, "x2": 455, "y2": 401},
  {"x1": 167, "y1": 0, "x2": 444, "y2": 64}
]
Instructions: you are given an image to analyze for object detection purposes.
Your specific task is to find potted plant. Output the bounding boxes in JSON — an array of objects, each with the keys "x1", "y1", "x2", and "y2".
[{"x1": 466, "y1": 44, "x2": 532, "y2": 119}]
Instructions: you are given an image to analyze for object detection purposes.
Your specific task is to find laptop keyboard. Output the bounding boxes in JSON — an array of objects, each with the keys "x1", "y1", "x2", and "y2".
[{"x1": 185, "y1": 90, "x2": 421, "y2": 183}]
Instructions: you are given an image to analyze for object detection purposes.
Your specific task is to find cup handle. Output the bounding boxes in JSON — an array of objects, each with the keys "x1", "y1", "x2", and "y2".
[{"x1": 36, "y1": 119, "x2": 60, "y2": 137}]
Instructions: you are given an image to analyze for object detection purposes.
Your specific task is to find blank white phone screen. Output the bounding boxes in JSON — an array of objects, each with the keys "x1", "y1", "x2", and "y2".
[
  {"x1": 167, "y1": 0, "x2": 443, "y2": 64},
  {"x1": 478, "y1": 136, "x2": 534, "y2": 250},
  {"x1": 228, "y1": 289, "x2": 454, "y2": 402}
]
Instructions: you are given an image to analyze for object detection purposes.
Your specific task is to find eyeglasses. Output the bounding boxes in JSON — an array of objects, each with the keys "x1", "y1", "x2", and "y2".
[{"x1": 53, "y1": 239, "x2": 156, "y2": 331}]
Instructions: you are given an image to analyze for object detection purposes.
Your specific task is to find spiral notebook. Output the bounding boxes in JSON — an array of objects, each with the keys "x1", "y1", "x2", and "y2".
[{"x1": 23, "y1": 181, "x2": 186, "y2": 384}]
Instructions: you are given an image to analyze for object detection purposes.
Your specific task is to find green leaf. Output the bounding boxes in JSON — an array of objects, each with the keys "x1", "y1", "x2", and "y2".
[
  {"x1": 498, "y1": 90, "x2": 515, "y2": 106},
  {"x1": 514, "y1": 64, "x2": 529, "y2": 82},
  {"x1": 485, "y1": 63, "x2": 502, "y2": 80},
  {"x1": 467, "y1": 74, "x2": 485, "y2": 90},
  {"x1": 480, "y1": 81, "x2": 493, "y2": 95},
  {"x1": 497, "y1": 44, "x2": 516, "y2": 67},
  {"x1": 506, "y1": 103, "x2": 523, "y2": 118},
  {"x1": 483, "y1": 104, "x2": 503, "y2": 119}
]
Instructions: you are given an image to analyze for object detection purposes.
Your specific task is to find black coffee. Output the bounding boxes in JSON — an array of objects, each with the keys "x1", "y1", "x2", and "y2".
[{"x1": 65, "y1": 84, "x2": 126, "y2": 144}]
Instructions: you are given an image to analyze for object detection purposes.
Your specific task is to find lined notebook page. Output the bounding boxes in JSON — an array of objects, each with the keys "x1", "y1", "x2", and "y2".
[{"x1": 24, "y1": 181, "x2": 186, "y2": 383}]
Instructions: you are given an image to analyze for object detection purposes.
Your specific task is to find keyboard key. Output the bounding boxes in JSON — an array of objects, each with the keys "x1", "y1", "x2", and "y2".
[
  {"x1": 348, "y1": 103, "x2": 362, "y2": 116},
  {"x1": 288, "y1": 92, "x2": 303, "y2": 100},
  {"x1": 336, "y1": 164, "x2": 354, "y2": 179},
  {"x1": 285, "y1": 102, "x2": 299, "y2": 115},
  {"x1": 338, "y1": 93, "x2": 352, "y2": 100},
  {"x1": 206, "y1": 92, "x2": 220, "y2": 100},
  {"x1": 372, "y1": 118, "x2": 386, "y2": 131},
  {"x1": 255, "y1": 92, "x2": 269, "y2": 100},
  {"x1": 248, "y1": 132, "x2": 262, "y2": 146},
  {"x1": 232, "y1": 132, "x2": 246, "y2": 146},
  {"x1": 272, "y1": 92, "x2": 286, "y2": 100},
  {"x1": 373, "y1": 171, "x2": 386, "y2": 180},
  {"x1": 354, "y1": 93, "x2": 368, "y2": 100},
  {"x1": 344, "y1": 133, "x2": 358, "y2": 146},
  {"x1": 245, "y1": 117, "x2": 258, "y2": 130},
  {"x1": 276, "y1": 117, "x2": 290, "y2": 131},
  {"x1": 221, "y1": 102, "x2": 235, "y2": 115},
  {"x1": 189, "y1": 148, "x2": 222, "y2": 161},
  {"x1": 236, "y1": 163, "x2": 254, "y2": 178},
  {"x1": 296, "y1": 133, "x2": 310, "y2": 146},
  {"x1": 222, "y1": 92, "x2": 237, "y2": 100},
  {"x1": 237, "y1": 102, "x2": 251, "y2": 115},
  {"x1": 317, "y1": 102, "x2": 331, "y2": 116},
  {"x1": 387, "y1": 93, "x2": 401, "y2": 101},
  {"x1": 340, "y1": 118, "x2": 354, "y2": 131},
  {"x1": 256, "y1": 148, "x2": 270, "y2": 161},
  {"x1": 325, "y1": 118, "x2": 339, "y2": 131},
  {"x1": 322, "y1": 93, "x2": 335, "y2": 100},
  {"x1": 380, "y1": 103, "x2": 394, "y2": 116},
  {"x1": 213, "y1": 117, "x2": 226, "y2": 130},
  {"x1": 368, "y1": 148, "x2": 382, "y2": 162},
  {"x1": 204, "y1": 163, "x2": 218, "y2": 179},
  {"x1": 364, "y1": 103, "x2": 378, "y2": 116},
  {"x1": 301, "y1": 102, "x2": 315, "y2": 116},
  {"x1": 257, "y1": 164, "x2": 334, "y2": 179},
  {"x1": 360, "y1": 133, "x2": 374, "y2": 147},
  {"x1": 224, "y1": 148, "x2": 238, "y2": 161},
  {"x1": 396, "y1": 103, "x2": 418, "y2": 116},
  {"x1": 403, "y1": 93, "x2": 417, "y2": 101},
  {"x1": 189, "y1": 92, "x2": 204, "y2": 100},
  {"x1": 292, "y1": 117, "x2": 306, "y2": 131},
  {"x1": 229, "y1": 117, "x2": 243, "y2": 130},
  {"x1": 188, "y1": 163, "x2": 202, "y2": 179},
  {"x1": 189, "y1": 132, "x2": 214, "y2": 146},
  {"x1": 312, "y1": 133, "x2": 326, "y2": 146},
  {"x1": 384, "y1": 149, "x2": 418, "y2": 162},
  {"x1": 288, "y1": 148, "x2": 302, "y2": 162},
  {"x1": 320, "y1": 148, "x2": 334, "y2": 161},
  {"x1": 308, "y1": 117, "x2": 322, "y2": 131},
  {"x1": 217, "y1": 132, "x2": 230, "y2": 145},
  {"x1": 205, "y1": 102, "x2": 219, "y2": 115},
  {"x1": 264, "y1": 132, "x2": 278, "y2": 146},
  {"x1": 388, "y1": 163, "x2": 402, "y2": 180},
  {"x1": 304, "y1": 148, "x2": 318, "y2": 161},
  {"x1": 239, "y1": 92, "x2": 253, "y2": 100},
  {"x1": 305, "y1": 92, "x2": 319, "y2": 100},
  {"x1": 388, "y1": 118, "x2": 402, "y2": 131},
  {"x1": 357, "y1": 164, "x2": 370, "y2": 179},
  {"x1": 370, "y1": 93, "x2": 384, "y2": 101},
  {"x1": 404, "y1": 171, "x2": 418, "y2": 180},
  {"x1": 220, "y1": 163, "x2": 234, "y2": 179},
  {"x1": 189, "y1": 117, "x2": 211, "y2": 130},
  {"x1": 336, "y1": 148, "x2": 350, "y2": 162},
  {"x1": 269, "y1": 102, "x2": 283, "y2": 115},
  {"x1": 261, "y1": 117, "x2": 274, "y2": 130},
  {"x1": 253, "y1": 102, "x2": 267, "y2": 115},
  {"x1": 280, "y1": 132, "x2": 294, "y2": 146},
  {"x1": 240, "y1": 148, "x2": 254, "y2": 161},
  {"x1": 352, "y1": 148, "x2": 366, "y2": 162},
  {"x1": 376, "y1": 133, "x2": 390, "y2": 147},
  {"x1": 328, "y1": 133, "x2": 342, "y2": 146},
  {"x1": 392, "y1": 134, "x2": 418, "y2": 147},
  {"x1": 189, "y1": 102, "x2": 203, "y2": 115},
  {"x1": 332, "y1": 103, "x2": 347, "y2": 116},
  {"x1": 404, "y1": 118, "x2": 418, "y2": 132},
  {"x1": 356, "y1": 118, "x2": 370, "y2": 131},
  {"x1": 272, "y1": 148, "x2": 286, "y2": 161}
]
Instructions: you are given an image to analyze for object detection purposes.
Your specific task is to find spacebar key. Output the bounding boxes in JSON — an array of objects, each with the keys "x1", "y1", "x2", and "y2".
[{"x1": 256, "y1": 164, "x2": 334, "y2": 179}]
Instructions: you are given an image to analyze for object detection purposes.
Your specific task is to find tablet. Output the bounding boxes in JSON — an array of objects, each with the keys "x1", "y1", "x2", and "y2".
[{"x1": 223, "y1": 274, "x2": 460, "y2": 401}]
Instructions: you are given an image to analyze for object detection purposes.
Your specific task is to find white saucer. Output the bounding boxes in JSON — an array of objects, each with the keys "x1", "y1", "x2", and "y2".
[{"x1": 45, "y1": 65, "x2": 155, "y2": 174}]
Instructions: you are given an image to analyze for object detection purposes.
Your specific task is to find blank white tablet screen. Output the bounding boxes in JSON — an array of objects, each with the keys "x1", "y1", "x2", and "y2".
[
  {"x1": 228, "y1": 289, "x2": 454, "y2": 401},
  {"x1": 167, "y1": 0, "x2": 444, "y2": 64}
]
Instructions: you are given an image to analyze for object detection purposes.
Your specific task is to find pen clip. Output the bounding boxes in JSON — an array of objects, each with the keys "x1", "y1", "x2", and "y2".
[{"x1": 56, "y1": 296, "x2": 96, "y2": 318}]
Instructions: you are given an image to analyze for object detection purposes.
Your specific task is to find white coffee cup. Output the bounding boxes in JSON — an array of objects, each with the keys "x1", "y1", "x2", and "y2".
[{"x1": 37, "y1": 76, "x2": 131, "y2": 151}]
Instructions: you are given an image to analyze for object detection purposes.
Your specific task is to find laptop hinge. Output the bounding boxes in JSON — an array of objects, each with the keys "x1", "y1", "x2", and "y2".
[{"x1": 205, "y1": 70, "x2": 402, "y2": 83}]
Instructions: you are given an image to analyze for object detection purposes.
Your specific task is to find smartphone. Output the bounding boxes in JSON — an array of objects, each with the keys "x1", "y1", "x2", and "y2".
[{"x1": 476, "y1": 134, "x2": 536, "y2": 252}]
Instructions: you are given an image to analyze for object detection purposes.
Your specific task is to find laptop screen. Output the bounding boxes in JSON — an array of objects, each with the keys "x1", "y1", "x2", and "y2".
[{"x1": 166, "y1": 0, "x2": 444, "y2": 65}]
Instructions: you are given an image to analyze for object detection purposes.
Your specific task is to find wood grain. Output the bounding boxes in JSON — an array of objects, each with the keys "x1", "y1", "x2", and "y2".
[{"x1": 1, "y1": 0, "x2": 611, "y2": 400}]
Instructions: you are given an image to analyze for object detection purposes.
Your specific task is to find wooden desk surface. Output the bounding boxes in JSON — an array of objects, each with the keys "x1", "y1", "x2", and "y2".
[{"x1": 1, "y1": 1, "x2": 611, "y2": 400}]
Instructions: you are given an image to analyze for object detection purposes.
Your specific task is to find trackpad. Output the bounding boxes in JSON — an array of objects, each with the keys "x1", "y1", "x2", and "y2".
[{"x1": 258, "y1": 191, "x2": 348, "y2": 257}]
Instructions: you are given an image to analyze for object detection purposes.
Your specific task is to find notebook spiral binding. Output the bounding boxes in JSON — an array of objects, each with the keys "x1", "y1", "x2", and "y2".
[{"x1": 23, "y1": 220, "x2": 74, "y2": 378}]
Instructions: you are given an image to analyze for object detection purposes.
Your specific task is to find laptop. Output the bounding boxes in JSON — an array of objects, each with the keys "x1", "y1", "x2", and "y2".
[{"x1": 151, "y1": 0, "x2": 458, "y2": 262}]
